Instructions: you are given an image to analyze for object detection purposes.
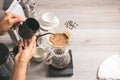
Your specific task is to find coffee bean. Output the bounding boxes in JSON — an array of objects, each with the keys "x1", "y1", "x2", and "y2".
[{"x1": 64, "y1": 20, "x2": 78, "y2": 30}]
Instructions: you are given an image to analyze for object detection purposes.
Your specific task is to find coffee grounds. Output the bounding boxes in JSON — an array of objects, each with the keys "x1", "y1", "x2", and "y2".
[{"x1": 49, "y1": 33, "x2": 68, "y2": 46}]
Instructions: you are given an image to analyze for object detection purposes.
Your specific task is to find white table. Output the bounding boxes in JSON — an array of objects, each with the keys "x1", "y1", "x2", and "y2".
[{"x1": 1, "y1": 0, "x2": 120, "y2": 80}]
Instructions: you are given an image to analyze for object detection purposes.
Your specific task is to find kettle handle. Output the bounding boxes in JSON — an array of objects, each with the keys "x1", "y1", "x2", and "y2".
[{"x1": 36, "y1": 32, "x2": 54, "y2": 38}]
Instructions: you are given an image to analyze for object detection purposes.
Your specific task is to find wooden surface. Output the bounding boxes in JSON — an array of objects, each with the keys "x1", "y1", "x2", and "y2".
[{"x1": 1, "y1": 0, "x2": 120, "y2": 80}]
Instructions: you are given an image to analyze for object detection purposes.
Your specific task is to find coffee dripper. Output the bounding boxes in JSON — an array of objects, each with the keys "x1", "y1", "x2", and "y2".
[{"x1": 43, "y1": 26, "x2": 71, "y2": 69}]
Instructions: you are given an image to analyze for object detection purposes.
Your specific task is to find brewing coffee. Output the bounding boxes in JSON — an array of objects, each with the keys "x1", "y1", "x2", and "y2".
[{"x1": 49, "y1": 33, "x2": 69, "y2": 47}]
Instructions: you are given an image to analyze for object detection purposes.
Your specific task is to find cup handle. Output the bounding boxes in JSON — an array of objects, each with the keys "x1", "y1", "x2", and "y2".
[{"x1": 45, "y1": 52, "x2": 53, "y2": 65}]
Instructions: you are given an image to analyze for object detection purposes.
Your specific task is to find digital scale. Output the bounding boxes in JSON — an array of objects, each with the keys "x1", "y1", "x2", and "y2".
[{"x1": 48, "y1": 50, "x2": 73, "y2": 77}]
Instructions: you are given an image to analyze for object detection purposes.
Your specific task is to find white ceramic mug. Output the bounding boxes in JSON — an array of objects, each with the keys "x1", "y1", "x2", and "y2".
[{"x1": 33, "y1": 47, "x2": 45, "y2": 62}]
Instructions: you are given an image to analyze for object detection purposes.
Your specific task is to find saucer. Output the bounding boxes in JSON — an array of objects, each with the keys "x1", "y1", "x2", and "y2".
[{"x1": 39, "y1": 16, "x2": 60, "y2": 31}]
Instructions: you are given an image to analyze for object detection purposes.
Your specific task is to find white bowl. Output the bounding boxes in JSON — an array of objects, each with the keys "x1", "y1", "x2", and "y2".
[{"x1": 33, "y1": 47, "x2": 45, "y2": 62}]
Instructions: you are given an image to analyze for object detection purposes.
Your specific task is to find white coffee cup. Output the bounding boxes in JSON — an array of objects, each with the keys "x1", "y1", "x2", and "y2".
[
  {"x1": 33, "y1": 47, "x2": 45, "y2": 62},
  {"x1": 41, "y1": 12, "x2": 56, "y2": 26}
]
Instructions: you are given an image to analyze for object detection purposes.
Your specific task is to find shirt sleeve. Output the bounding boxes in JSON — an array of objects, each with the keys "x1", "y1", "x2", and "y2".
[
  {"x1": 0, "y1": 0, "x2": 5, "y2": 19},
  {"x1": 0, "y1": 11, "x2": 5, "y2": 20}
]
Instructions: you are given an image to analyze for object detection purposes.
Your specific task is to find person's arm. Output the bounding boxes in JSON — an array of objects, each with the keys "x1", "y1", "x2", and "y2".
[
  {"x1": 12, "y1": 63, "x2": 27, "y2": 80},
  {"x1": 0, "y1": 12, "x2": 25, "y2": 36},
  {"x1": 12, "y1": 36, "x2": 36, "y2": 80}
]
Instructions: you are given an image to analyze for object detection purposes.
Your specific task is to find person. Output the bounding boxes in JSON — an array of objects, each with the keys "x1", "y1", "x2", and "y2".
[
  {"x1": 0, "y1": 12, "x2": 25, "y2": 35},
  {"x1": 0, "y1": 12, "x2": 36, "y2": 80}
]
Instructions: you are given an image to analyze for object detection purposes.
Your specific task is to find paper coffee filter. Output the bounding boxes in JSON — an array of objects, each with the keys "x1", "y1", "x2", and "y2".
[
  {"x1": 64, "y1": 31, "x2": 71, "y2": 39},
  {"x1": 49, "y1": 26, "x2": 72, "y2": 40},
  {"x1": 46, "y1": 30, "x2": 72, "y2": 48},
  {"x1": 6, "y1": 0, "x2": 25, "y2": 18}
]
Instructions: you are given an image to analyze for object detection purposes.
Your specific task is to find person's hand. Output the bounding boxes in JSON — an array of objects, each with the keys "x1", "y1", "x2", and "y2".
[
  {"x1": 0, "y1": 12, "x2": 25, "y2": 34},
  {"x1": 12, "y1": 36, "x2": 36, "y2": 80},
  {"x1": 14, "y1": 36, "x2": 36, "y2": 66}
]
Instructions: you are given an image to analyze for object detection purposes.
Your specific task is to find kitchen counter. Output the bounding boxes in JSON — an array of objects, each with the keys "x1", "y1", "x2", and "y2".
[{"x1": 1, "y1": 0, "x2": 120, "y2": 80}]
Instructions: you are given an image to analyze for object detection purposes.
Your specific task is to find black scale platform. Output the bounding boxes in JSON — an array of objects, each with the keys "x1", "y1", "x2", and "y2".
[{"x1": 48, "y1": 49, "x2": 73, "y2": 77}]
